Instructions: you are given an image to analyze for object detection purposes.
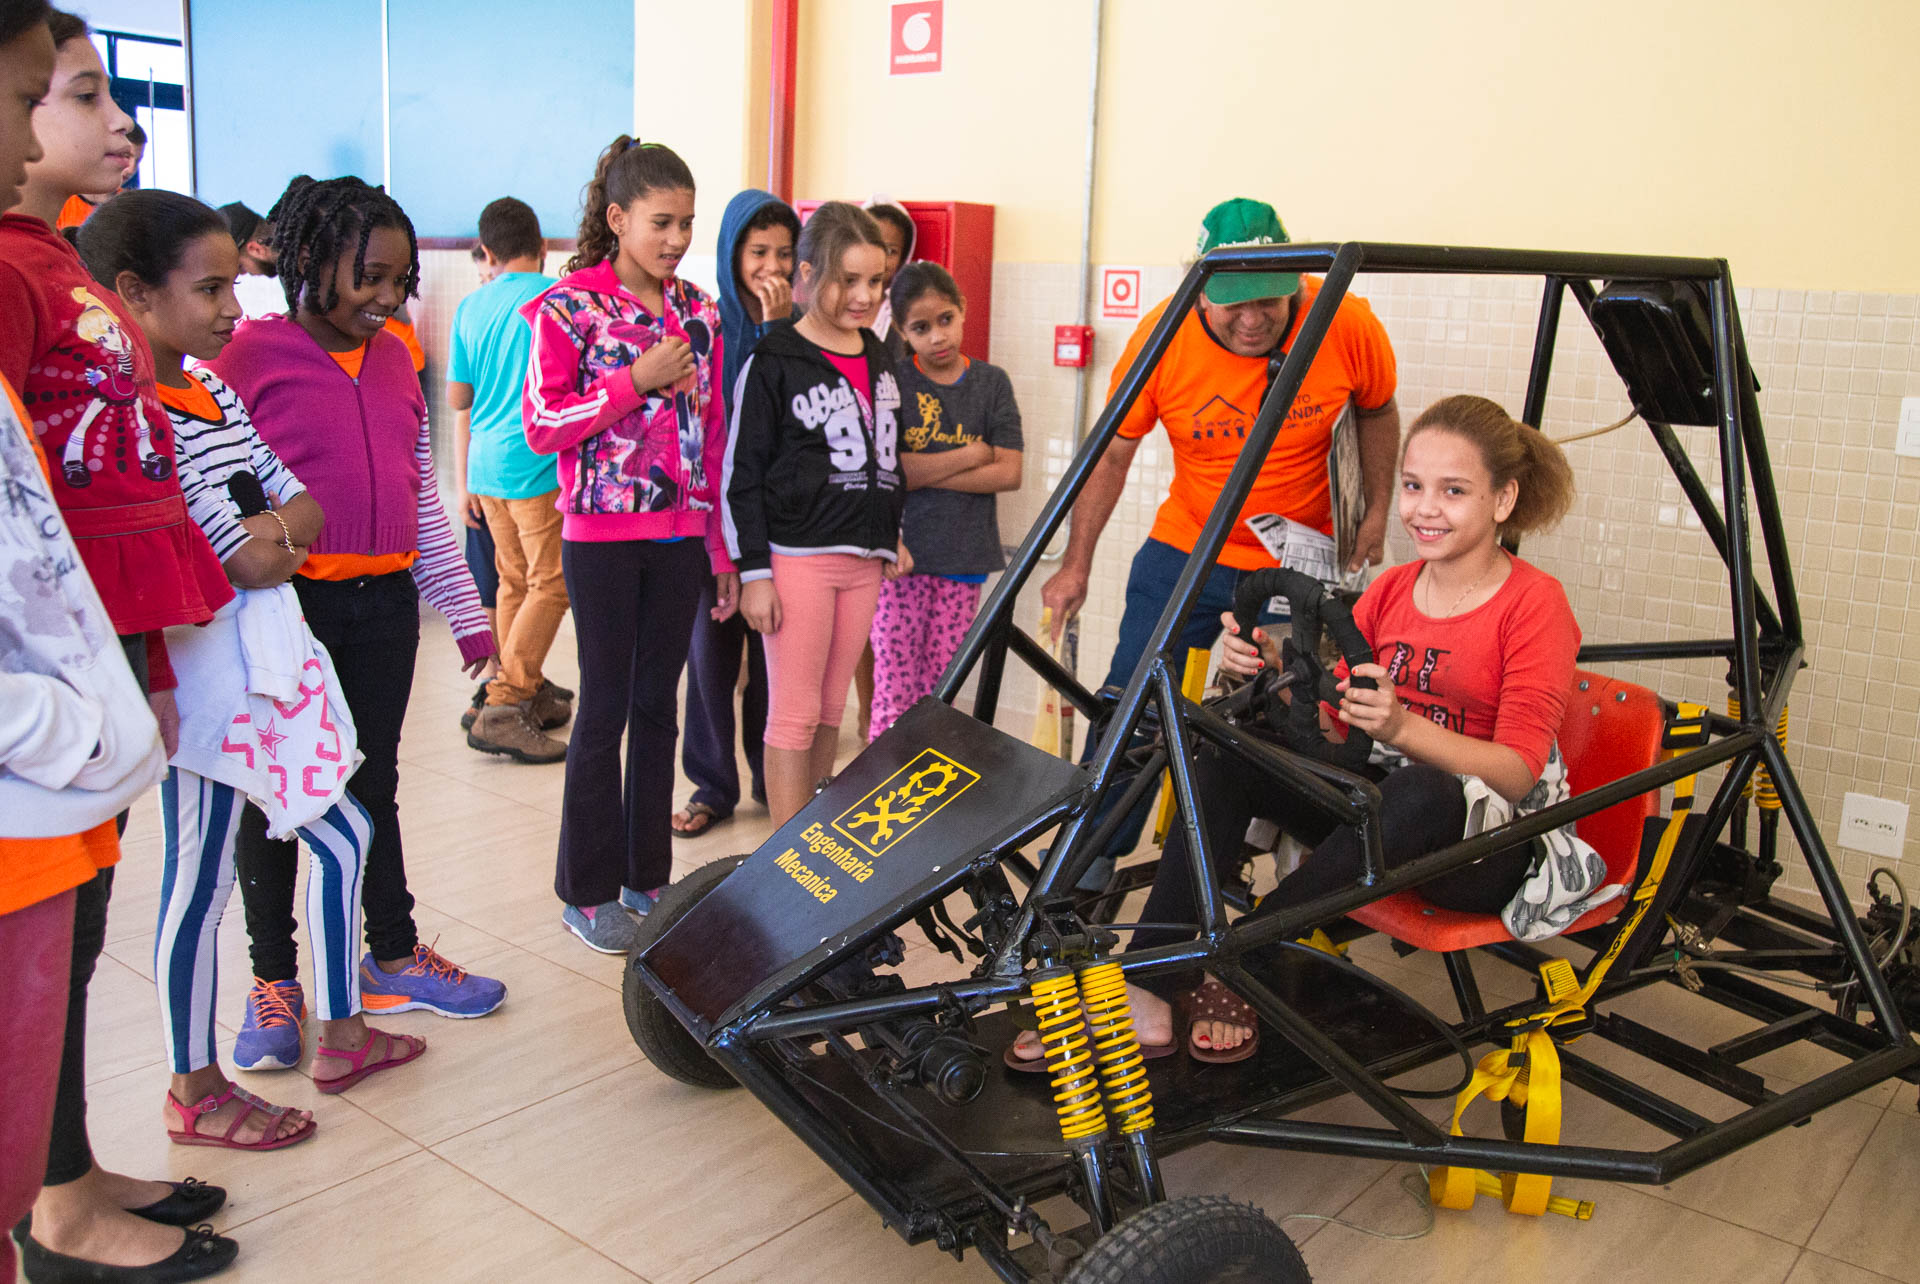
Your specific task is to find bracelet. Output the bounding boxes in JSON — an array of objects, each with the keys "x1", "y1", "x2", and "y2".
[{"x1": 260, "y1": 508, "x2": 295, "y2": 554}]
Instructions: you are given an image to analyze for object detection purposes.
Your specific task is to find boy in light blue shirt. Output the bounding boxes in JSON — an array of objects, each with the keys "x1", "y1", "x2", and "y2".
[{"x1": 449, "y1": 197, "x2": 571, "y2": 762}]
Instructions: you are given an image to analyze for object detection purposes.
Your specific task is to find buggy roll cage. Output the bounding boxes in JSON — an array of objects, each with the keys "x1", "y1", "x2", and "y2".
[{"x1": 638, "y1": 243, "x2": 1920, "y2": 1273}]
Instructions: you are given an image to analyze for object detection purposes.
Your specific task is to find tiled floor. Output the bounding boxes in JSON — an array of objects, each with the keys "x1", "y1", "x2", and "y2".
[{"x1": 19, "y1": 612, "x2": 1920, "y2": 1284}]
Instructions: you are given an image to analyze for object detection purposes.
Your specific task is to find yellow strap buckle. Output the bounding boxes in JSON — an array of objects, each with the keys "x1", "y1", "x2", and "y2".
[{"x1": 1431, "y1": 1029, "x2": 1583, "y2": 1218}]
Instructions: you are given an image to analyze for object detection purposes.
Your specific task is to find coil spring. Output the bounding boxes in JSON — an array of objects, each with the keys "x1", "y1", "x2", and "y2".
[
  {"x1": 1030, "y1": 969, "x2": 1108, "y2": 1142},
  {"x1": 1728, "y1": 695, "x2": 1788, "y2": 810},
  {"x1": 1077, "y1": 960, "x2": 1155, "y2": 1134}
]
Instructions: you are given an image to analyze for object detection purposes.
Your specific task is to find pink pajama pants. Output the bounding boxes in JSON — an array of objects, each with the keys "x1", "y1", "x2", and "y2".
[
  {"x1": 868, "y1": 574, "x2": 982, "y2": 741},
  {"x1": 763, "y1": 552, "x2": 884, "y2": 751}
]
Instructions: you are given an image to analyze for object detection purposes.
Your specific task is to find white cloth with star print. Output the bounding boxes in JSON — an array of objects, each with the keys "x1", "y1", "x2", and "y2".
[{"x1": 165, "y1": 585, "x2": 362, "y2": 839}]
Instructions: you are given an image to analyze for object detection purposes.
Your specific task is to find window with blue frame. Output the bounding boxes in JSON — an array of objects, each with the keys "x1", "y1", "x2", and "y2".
[{"x1": 92, "y1": 28, "x2": 190, "y2": 194}]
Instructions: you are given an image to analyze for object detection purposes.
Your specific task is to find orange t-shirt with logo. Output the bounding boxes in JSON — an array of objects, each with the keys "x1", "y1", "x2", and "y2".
[
  {"x1": 0, "y1": 375, "x2": 120, "y2": 915},
  {"x1": 299, "y1": 344, "x2": 419, "y2": 581},
  {"x1": 1109, "y1": 276, "x2": 1395, "y2": 570}
]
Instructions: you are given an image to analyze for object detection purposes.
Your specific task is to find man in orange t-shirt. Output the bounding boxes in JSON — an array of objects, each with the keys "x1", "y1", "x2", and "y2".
[
  {"x1": 1043, "y1": 198, "x2": 1400, "y2": 673},
  {"x1": 1040, "y1": 198, "x2": 1401, "y2": 877}
]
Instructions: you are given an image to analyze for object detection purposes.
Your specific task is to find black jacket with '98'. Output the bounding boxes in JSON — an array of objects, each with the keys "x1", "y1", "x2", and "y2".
[{"x1": 720, "y1": 322, "x2": 914, "y2": 581}]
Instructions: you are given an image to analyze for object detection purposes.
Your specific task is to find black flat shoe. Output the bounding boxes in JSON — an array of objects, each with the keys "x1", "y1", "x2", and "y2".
[
  {"x1": 19, "y1": 1223, "x2": 237, "y2": 1283},
  {"x1": 127, "y1": 1179, "x2": 226, "y2": 1227}
]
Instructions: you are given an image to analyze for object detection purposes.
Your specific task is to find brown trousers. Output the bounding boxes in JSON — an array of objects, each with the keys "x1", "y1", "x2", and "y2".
[{"x1": 478, "y1": 490, "x2": 570, "y2": 706}]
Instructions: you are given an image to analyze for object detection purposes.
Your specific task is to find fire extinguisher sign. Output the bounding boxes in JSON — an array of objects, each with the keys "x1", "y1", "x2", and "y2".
[
  {"x1": 1101, "y1": 267, "x2": 1143, "y2": 320},
  {"x1": 890, "y1": 1, "x2": 943, "y2": 76}
]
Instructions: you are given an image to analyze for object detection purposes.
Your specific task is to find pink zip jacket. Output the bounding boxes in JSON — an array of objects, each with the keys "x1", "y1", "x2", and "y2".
[{"x1": 521, "y1": 260, "x2": 733, "y2": 572}]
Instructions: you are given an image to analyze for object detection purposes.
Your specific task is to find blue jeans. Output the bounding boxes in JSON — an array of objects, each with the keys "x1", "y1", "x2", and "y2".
[{"x1": 1081, "y1": 539, "x2": 1285, "y2": 880}]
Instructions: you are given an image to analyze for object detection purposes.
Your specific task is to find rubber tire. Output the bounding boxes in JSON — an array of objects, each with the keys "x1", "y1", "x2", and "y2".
[
  {"x1": 1063, "y1": 1195, "x2": 1309, "y2": 1284},
  {"x1": 621, "y1": 854, "x2": 749, "y2": 1090}
]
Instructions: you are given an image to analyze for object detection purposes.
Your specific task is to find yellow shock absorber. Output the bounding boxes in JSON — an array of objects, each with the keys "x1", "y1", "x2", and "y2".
[
  {"x1": 1029, "y1": 968, "x2": 1109, "y2": 1143},
  {"x1": 1728, "y1": 695, "x2": 1789, "y2": 810},
  {"x1": 1077, "y1": 960, "x2": 1155, "y2": 1133}
]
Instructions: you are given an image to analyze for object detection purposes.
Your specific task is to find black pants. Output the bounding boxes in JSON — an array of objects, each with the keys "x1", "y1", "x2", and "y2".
[
  {"x1": 1130, "y1": 745, "x2": 1533, "y2": 999},
  {"x1": 556, "y1": 538, "x2": 705, "y2": 906},
  {"x1": 42, "y1": 633, "x2": 150, "y2": 1187},
  {"x1": 235, "y1": 572, "x2": 421, "y2": 979},
  {"x1": 681, "y1": 573, "x2": 767, "y2": 816}
]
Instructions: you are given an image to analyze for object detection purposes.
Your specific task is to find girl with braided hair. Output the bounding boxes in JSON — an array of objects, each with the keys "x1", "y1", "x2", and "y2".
[{"x1": 208, "y1": 175, "x2": 505, "y2": 1070}]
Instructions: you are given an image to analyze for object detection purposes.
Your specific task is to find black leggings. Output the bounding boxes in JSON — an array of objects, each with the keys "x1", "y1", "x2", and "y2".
[
  {"x1": 42, "y1": 633, "x2": 149, "y2": 1187},
  {"x1": 1129, "y1": 744, "x2": 1534, "y2": 999},
  {"x1": 555, "y1": 538, "x2": 706, "y2": 906},
  {"x1": 235, "y1": 572, "x2": 422, "y2": 979}
]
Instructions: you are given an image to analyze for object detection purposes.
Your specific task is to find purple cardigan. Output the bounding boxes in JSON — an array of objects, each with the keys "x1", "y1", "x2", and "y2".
[{"x1": 208, "y1": 316, "x2": 423, "y2": 557}]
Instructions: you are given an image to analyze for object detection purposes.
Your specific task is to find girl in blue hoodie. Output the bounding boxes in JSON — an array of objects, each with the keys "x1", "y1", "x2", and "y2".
[{"x1": 673, "y1": 190, "x2": 799, "y2": 839}]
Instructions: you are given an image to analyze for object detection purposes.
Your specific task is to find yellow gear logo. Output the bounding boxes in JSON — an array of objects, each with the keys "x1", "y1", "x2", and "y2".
[{"x1": 833, "y1": 749, "x2": 980, "y2": 857}]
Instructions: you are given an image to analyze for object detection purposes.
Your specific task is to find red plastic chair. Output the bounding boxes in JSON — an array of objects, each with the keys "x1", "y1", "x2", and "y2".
[{"x1": 1347, "y1": 670, "x2": 1666, "y2": 952}]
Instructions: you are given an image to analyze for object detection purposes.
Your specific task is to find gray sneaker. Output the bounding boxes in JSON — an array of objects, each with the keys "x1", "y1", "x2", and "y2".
[{"x1": 562, "y1": 902, "x2": 641, "y2": 954}]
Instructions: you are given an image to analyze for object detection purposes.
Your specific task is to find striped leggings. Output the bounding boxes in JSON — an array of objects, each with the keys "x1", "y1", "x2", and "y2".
[{"x1": 155, "y1": 768, "x2": 370, "y2": 1074}]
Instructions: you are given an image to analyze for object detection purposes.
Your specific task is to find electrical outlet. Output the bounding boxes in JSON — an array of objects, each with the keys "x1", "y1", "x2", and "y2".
[
  {"x1": 1898, "y1": 397, "x2": 1920, "y2": 459},
  {"x1": 1839, "y1": 792, "x2": 1909, "y2": 859}
]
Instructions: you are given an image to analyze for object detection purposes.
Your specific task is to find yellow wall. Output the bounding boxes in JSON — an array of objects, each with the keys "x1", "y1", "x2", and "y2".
[
  {"x1": 640, "y1": 1, "x2": 772, "y2": 247},
  {"x1": 796, "y1": 0, "x2": 1920, "y2": 290},
  {"x1": 795, "y1": 0, "x2": 1096, "y2": 261}
]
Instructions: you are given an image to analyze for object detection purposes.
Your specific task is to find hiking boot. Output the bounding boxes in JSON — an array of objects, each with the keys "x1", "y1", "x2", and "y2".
[
  {"x1": 458, "y1": 681, "x2": 488, "y2": 731},
  {"x1": 531, "y1": 680, "x2": 572, "y2": 730},
  {"x1": 467, "y1": 702, "x2": 567, "y2": 764}
]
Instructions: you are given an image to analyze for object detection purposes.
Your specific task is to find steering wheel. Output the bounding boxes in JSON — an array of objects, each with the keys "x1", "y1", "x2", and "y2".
[{"x1": 1229, "y1": 568, "x2": 1377, "y2": 770}]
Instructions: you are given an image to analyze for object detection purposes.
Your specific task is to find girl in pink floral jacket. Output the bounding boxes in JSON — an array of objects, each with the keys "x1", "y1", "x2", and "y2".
[{"x1": 521, "y1": 137, "x2": 736, "y2": 953}]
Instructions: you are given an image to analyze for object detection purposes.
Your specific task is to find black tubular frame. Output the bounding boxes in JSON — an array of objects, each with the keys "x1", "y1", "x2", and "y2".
[{"x1": 646, "y1": 242, "x2": 1919, "y2": 1279}]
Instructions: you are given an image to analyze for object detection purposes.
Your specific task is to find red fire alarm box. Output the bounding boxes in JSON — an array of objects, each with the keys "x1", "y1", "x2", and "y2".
[
  {"x1": 795, "y1": 200, "x2": 995, "y2": 361},
  {"x1": 1054, "y1": 324, "x2": 1092, "y2": 367}
]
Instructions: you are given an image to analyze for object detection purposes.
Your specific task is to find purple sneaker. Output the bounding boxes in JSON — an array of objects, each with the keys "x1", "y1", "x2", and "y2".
[
  {"x1": 359, "y1": 943, "x2": 505, "y2": 1018},
  {"x1": 233, "y1": 977, "x2": 306, "y2": 1070}
]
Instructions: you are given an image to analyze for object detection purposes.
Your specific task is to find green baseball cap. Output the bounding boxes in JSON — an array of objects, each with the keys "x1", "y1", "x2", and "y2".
[{"x1": 1197, "y1": 198, "x2": 1298, "y2": 305}]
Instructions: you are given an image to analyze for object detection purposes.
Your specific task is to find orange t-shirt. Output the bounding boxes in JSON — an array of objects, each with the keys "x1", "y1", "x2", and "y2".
[
  {"x1": 384, "y1": 317, "x2": 426, "y2": 373},
  {"x1": 153, "y1": 374, "x2": 220, "y2": 421},
  {"x1": 298, "y1": 344, "x2": 418, "y2": 580},
  {"x1": 56, "y1": 194, "x2": 96, "y2": 230},
  {"x1": 0, "y1": 374, "x2": 120, "y2": 914},
  {"x1": 1109, "y1": 277, "x2": 1396, "y2": 570}
]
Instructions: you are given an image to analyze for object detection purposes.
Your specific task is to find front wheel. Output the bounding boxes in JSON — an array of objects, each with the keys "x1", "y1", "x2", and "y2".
[
  {"x1": 621, "y1": 854, "x2": 748, "y2": 1090},
  {"x1": 1064, "y1": 1196, "x2": 1308, "y2": 1284}
]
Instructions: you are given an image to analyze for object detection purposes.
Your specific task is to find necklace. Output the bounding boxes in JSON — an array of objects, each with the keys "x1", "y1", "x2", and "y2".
[{"x1": 1423, "y1": 562, "x2": 1493, "y2": 617}]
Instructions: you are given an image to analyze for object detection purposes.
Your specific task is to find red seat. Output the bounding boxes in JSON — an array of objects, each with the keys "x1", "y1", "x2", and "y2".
[{"x1": 1347, "y1": 670, "x2": 1666, "y2": 953}]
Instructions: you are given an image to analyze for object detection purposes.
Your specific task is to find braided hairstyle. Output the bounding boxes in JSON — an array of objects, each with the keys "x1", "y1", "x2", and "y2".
[
  {"x1": 566, "y1": 135, "x2": 694, "y2": 276},
  {"x1": 265, "y1": 175, "x2": 419, "y2": 316}
]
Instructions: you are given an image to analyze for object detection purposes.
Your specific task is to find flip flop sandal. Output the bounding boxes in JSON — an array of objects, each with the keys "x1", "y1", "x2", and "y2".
[
  {"x1": 1181, "y1": 978, "x2": 1260, "y2": 1065},
  {"x1": 671, "y1": 800, "x2": 727, "y2": 839},
  {"x1": 314, "y1": 1027, "x2": 426, "y2": 1094},
  {"x1": 165, "y1": 1083, "x2": 316, "y2": 1150},
  {"x1": 1002, "y1": 1024, "x2": 1178, "y2": 1073}
]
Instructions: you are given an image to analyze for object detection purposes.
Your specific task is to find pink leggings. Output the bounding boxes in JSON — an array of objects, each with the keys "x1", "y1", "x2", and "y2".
[
  {"x1": 763, "y1": 552, "x2": 884, "y2": 751},
  {"x1": 868, "y1": 574, "x2": 982, "y2": 741},
  {"x1": 0, "y1": 888, "x2": 76, "y2": 1281}
]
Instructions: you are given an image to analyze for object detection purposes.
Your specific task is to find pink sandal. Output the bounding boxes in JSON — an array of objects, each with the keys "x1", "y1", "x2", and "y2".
[
  {"x1": 166, "y1": 1083, "x2": 316, "y2": 1150},
  {"x1": 1181, "y1": 978, "x2": 1261, "y2": 1065},
  {"x1": 313, "y1": 1027, "x2": 426, "y2": 1094}
]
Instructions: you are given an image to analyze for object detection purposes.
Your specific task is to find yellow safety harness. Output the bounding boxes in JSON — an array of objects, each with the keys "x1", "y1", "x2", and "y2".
[{"x1": 1431, "y1": 702, "x2": 1708, "y2": 1219}]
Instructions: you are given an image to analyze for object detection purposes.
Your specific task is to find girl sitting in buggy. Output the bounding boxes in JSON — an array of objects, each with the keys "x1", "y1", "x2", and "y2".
[{"x1": 1012, "y1": 393, "x2": 1589, "y2": 1067}]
